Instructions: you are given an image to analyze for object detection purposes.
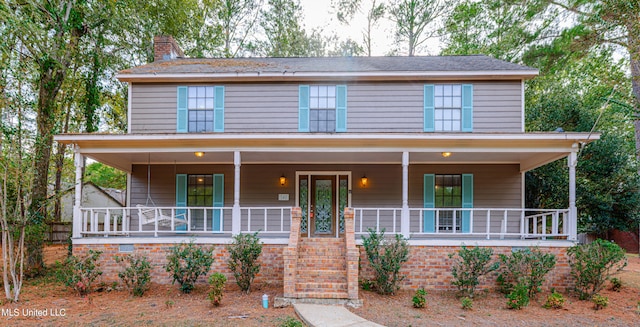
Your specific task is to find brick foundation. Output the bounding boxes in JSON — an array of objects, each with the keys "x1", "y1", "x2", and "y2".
[
  {"x1": 73, "y1": 243, "x2": 285, "y2": 287},
  {"x1": 74, "y1": 243, "x2": 572, "y2": 293},
  {"x1": 358, "y1": 245, "x2": 572, "y2": 292}
]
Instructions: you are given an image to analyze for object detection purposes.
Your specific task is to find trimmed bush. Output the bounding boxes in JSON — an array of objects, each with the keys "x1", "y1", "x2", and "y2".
[
  {"x1": 609, "y1": 277, "x2": 622, "y2": 292},
  {"x1": 496, "y1": 247, "x2": 556, "y2": 298},
  {"x1": 227, "y1": 232, "x2": 263, "y2": 293},
  {"x1": 362, "y1": 228, "x2": 409, "y2": 295},
  {"x1": 461, "y1": 297, "x2": 473, "y2": 310},
  {"x1": 449, "y1": 246, "x2": 498, "y2": 298},
  {"x1": 543, "y1": 289, "x2": 565, "y2": 309},
  {"x1": 165, "y1": 241, "x2": 214, "y2": 293},
  {"x1": 208, "y1": 272, "x2": 227, "y2": 306},
  {"x1": 412, "y1": 288, "x2": 427, "y2": 308},
  {"x1": 115, "y1": 254, "x2": 152, "y2": 297},
  {"x1": 58, "y1": 250, "x2": 103, "y2": 297},
  {"x1": 591, "y1": 294, "x2": 608, "y2": 310},
  {"x1": 506, "y1": 283, "x2": 530, "y2": 310},
  {"x1": 567, "y1": 239, "x2": 627, "y2": 300}
]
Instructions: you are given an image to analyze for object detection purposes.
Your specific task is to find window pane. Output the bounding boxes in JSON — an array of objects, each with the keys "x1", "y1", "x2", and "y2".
[
  {"x1": 452, "y1": 96, "x2": 461, "y2": 108},
  {"x1": 319, "y1": 85, "x2": 327, "y2": 97},
  {"x1": 205, "y1": 87, "x2": 214, "y2": 98},
  {"x1": 435, "y1": 121, "x2": 443, "y2": 131},
  {"x1": 319, "y1": 97, "x2": 327, "y2": 108},
  {"x1": 311, "y1": 97, "x2": 319, "y2": 108},
  {"x1": 435, "y1": 109, "x2": 443, "y2": 119},
  {"x1": 435, "y1": 85, "x2": 443, "y2": 96},
  {"x1": 452, "y1": 84, "x2": 461, "y2": 96},
  {"x1": 444, "y1": 85, "x2": 452, "y2": 96},
  {"x1": 328, "y1": 97, "x2": 335, "y2": 108},
  {"x1": 444, "y1": 97, "x2": 452, "y2": 108},
  {"x1": 197, "y1": 98, "x2": 205, "y2": 109},
  {"x1": 205, "y1": 98, "x2": 214, "y2": 109},
  {"x1": 328, "y1": 86, "x2": 335, "y2": 97},
  {"x1": 327, "y1": 110, "x2": 335, "y2": 121},
  {"x1": 435, "y1": 97, "x2": 443, "y2": 108},
  {"x1": 189, "y1": 87, "x2": 197, "y2": 97},
  {"x1": 310, "y1": 86, "x2": 318, "y2": 97},
  {"x1": 452, "y1": 121, "x2": 461, "y2": 131},
  {"x1": 444, "y1": 109, "x2": 452, "y2": 120},
  {"x1": 188, "y1": 98, "x2": 197, "y2": 109},
  {"x1": 444, "y1": 121, "x2": 452, "y2": 131}
]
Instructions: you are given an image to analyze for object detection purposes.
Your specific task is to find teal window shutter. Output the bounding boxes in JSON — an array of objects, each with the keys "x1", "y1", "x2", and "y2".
[
  {"x1": 423, "y1": 85, "x2": 435, "y2": 132},
  {"x1": 461, "y1": 84, "x2": 473, "y2": 132},
  {"x1": 299, "y1": 85, "x2": 310, "y2": 132},
  {"x1": 176, "y1": 86, "x2": 188, "y2": 133},
  {"x1": 336, "y1": 85, "x2": 347, "y2": 132},
  {"x1": 175, "y1": 174, "x2": 187, "y2": 231},
  {"x1": 212, "y1": 174, "x2": 224, "y2": 232},
  {"x1": 214, "y1": 86, "x2": 225, "y2": 132},
  {"x1": 423, "y1": 174, "x2": 435, "y2": 232},
  {"x1": 461, "y1": 174, "x2": 473, "y2": 233}
]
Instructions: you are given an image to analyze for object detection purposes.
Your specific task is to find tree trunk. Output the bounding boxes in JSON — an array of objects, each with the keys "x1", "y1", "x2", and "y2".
[{"x1": 53, "y1": 101, "x2": 72, "y2": 222}]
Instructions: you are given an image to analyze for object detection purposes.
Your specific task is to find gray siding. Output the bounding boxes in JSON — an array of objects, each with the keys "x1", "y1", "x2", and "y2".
[
  {"x1": 129, "y1": 163, "x2": 521, "y2": 233},
  {"x1": 130, "y1": 81, "x2": 522, "y2": 133}
]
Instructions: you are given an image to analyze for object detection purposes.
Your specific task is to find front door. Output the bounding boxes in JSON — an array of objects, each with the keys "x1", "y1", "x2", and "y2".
[
  {"x1": 298, "y1": 173, "x2": 350, "y2": 237},
  {"x1": 311, "y1": 176, "x2": 335, "y2": 235}
]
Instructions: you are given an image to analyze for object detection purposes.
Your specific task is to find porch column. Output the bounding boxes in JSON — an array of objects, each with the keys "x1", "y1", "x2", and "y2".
[
  {"x1": 401, "y1": 152, "x2": 410, "y2": 238},
  {"x1": 568, "y1": 144, "x2": 578, "y2": 241},
  {"x1": 72, "y1": 146, "x2": 84, "y2": 239},
  {"x1": 232, "y1": 151, "x2": 241, "y2": 235}
]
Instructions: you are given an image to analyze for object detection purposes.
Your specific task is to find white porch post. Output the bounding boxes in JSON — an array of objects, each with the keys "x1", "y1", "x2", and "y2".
[
  {"x1": 401, "y1": 152, "x2": 410, "y2": 238},
  {"x1": 72, "y1": 146, "x2": 84, "y2": 239},
  {"x1": 568, "y1": 144, "x2": 578, "y2": 241},
  {"x1": 232, "y1": 151, "x2": 241, "y2": 235}
]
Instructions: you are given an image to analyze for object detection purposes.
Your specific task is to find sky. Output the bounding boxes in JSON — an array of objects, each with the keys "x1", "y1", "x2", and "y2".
[
  {"x1": 297, "y1": 0, "x2": 443, "y2": 56},
  {"x1": 297, "y1": 0, "x2": 404, "y2": 56}
]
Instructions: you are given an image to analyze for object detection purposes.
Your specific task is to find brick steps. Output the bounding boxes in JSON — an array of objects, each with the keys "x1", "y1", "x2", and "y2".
[{"x1": 293, "y1": 237, "x2": 349, "y2": 300}]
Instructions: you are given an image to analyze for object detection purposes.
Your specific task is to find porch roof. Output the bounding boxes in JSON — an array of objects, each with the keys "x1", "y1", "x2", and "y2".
[{"x1": 55, "y1": 132, "x2": 598, "y2": 173}]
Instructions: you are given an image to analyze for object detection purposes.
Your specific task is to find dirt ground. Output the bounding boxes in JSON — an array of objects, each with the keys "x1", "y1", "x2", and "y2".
[{"x1": 0, "y1": 252, "x2": 638, "y2": 326}]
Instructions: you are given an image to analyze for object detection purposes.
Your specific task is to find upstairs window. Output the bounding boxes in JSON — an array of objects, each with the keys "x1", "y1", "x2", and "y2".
[
  {"x1": 188, "y1": 87, "x2": 215, "y2": 133},
  {"x1": 310, "y1": 85, "x2": 336, "y2": 132},
  {"x1": 177, "y1": 86, "x2": 224, "y2": 133},
  {"x1": 434, "y1": 85, "x2": 462, "y2": 132},
  {"x1": 299, "y1": 85, "x2": 347, "y2": 132},
  {"x1": 424, "y1": 84, "x2": 473, "y2": 132}
]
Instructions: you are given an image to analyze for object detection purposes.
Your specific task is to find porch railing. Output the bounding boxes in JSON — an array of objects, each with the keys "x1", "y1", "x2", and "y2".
[
  {"x1": 79, "y1": 206, "x2": 292, "y2": 237},
  {"x1": 353, "y1": 208, "x2": 569, "y2": 240}
]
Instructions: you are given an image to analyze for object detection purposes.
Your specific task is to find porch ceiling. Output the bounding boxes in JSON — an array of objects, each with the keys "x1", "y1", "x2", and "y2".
[{"x1": 55, "y1": 132, "x2": 598, "y2": 173}]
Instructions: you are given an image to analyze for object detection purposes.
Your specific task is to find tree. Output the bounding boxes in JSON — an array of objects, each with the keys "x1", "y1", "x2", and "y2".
[
  {"x1": 441, "y1": 0, "x2": 554, "y2": 62},
  {"x1": 259, "y1": 0, "x2": 312, "y2": 57},
  {"x1": 84, "y1": 162, "x2": 127, "y2": 190},
  {"x1": 388, "y1": 0, "x2": 446, "y2": 56},
  {"x1": 544, "y1": 0, "x2": 640, "y2": 162},
  {"x1": 210, "y1": 0, "x2": 264, "y2": 57},
  {"x1": 333, "y1": 0, "x2": 387, "y2": 56}
]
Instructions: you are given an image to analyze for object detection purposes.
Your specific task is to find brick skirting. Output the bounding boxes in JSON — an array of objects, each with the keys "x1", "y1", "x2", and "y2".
[
  {"x1": 358, "y1": 245, "x2": 572, "y2": 292},
  {"x1": 74, "y1": 243, "x2": 571, "y2": 292}
]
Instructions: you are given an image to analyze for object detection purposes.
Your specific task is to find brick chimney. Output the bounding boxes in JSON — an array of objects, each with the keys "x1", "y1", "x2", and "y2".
[{"x1": 153, "y1": 35, "x2": 185, "y2": 62}]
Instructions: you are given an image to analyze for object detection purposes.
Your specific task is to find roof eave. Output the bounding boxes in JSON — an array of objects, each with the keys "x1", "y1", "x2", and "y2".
[{"x1": 115, "y1": 70, "x2": 539, "y2": 83}]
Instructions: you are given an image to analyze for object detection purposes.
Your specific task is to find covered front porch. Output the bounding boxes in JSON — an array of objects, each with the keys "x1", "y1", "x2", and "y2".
[{"x1": 55, "y1": 132, "x2": 596, "y2": 244}]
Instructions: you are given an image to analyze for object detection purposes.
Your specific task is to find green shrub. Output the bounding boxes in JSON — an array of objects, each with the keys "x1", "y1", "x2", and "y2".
[
  {"x1": 164, "y1": 241, "x2": 214, "y2": 293},
  {"x1": 208, "y1": 272, "x2": 227, "y2": 306},
  {"x1": 461, "y1": 297, "x2": 473, "y2": 310},
  {"x1": 448, "y1": 246, "x2": 499, "y2": 298},
  {"x1": 567, "y1": 239, "x2": 627, "y2": 300},
  {"x1": 115, "y1": 254, "x2": 152, "y2": 297},
  {"x1": 362, "y1": 228, "x2": 409, "y2": 295},
  {"x1": 543, "y1": 289, "x2": 565, "y2": 309},
  {"x1": 506, "y1": 283, "x2": 530, "y2": 310},
  {"x1": 58, "y1": 250, "x2": 103, "y2": 297},
  {"x1": 412, "y1": 288, "x2": 427, "y2": 308},
  {"x1": 609, "y1": 277, "x2": 622, "y2": 292},
  {"x1": 360, "y1": 279, "x2": 373, "y2": 291},
  {"x1": 497, "y1": 248, "x2": 556, "y2": 298},
  {"x1": 277, "y1": 316, "x2": 304, "y2": 327},
  {"x1": 591, "y1": 294, "x2": 608, "y2": 310},
  {"x1": 227, "y1": 232, "x2": 263, "y2": 293}
]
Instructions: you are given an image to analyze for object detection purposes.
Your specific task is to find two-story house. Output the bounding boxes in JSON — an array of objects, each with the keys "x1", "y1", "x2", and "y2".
[{"x1": 55, "y1": 35, "x2": 597, "y2": 302}]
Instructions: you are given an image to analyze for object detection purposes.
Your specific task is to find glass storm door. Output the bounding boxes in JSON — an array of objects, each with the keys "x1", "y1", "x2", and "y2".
[
  {"x1": 312, "y1": 176, "x2": 335, "y2": 235},
  {"x1": 298, "y1": 173, "x2": 349, "y2": 237}
]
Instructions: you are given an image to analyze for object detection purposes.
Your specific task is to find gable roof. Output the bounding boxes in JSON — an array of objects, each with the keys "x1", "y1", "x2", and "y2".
[{"x1": 117, "y1": 55, "x2": 538, "y2": 82}]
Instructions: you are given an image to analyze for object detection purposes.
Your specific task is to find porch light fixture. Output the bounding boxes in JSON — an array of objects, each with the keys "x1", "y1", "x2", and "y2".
[
  {"x1": 441, "y1": 152, "x2": 452, "y2": 158},
  {"x1": 361, "y1": 175, "x2": 368, "y2": 187},
  {"x1": 279, "y1": 175, "x2": 286, "y2": 186},
  {"x1": 194, "y1": 151, "x2": 205, "y2": 158}
]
